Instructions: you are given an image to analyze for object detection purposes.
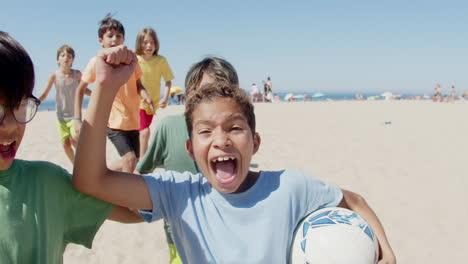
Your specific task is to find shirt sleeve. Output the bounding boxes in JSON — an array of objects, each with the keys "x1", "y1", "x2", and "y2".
[
  {"x1": 136, "y1": 118, "x2": 168, "y2": 173},
  {"x1": 161, "y1": 56, "x2": 175, "y2": 82},
  {"x1": 295, "y1": 170, "x2": 343, "y2": 214},
  {"x1": 81, "y1": 57, "x2": 97, "y2": 84},
  {"x1": 63, "y1": 171, "x2": 114, "y2": 248},
  {"x1": 138, "y1": 172, "x2": 171, "y2": 222}
]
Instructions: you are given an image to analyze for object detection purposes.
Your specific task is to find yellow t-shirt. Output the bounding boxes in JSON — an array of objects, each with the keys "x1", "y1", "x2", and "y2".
[
  {"x1": 137, "y1": 55, "x2": 174, "y2": 114},
  {"x1": 82, "y1": 56, "x2": 143, "y2": 130}
]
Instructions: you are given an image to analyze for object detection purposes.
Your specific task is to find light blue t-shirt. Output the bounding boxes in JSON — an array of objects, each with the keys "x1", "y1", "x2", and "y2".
[{"x1": 140, "y1": 170, "x2": 343, "y2": 264}]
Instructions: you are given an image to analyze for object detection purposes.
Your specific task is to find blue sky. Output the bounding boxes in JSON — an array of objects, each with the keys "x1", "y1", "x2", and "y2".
[{"x1": 2, "y1": 0, "x2": 468, "y2": 98}]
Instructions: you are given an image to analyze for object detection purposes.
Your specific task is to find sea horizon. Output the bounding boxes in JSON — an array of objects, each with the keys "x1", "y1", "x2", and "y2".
[{"x1": 37, "y1": 91, "x2": 432, "y2": 112}]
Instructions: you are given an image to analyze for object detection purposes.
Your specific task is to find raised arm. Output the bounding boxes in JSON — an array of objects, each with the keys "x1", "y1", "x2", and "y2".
[
  {"x1": 338, "y1": 189, "x2": 396, "y2": 264},
  {"x1": 73, "y1": 45, "x2": 152, "y2": 210},
  {"x1": 38, "y1": 73, "x2": 56, "y2": 102}
]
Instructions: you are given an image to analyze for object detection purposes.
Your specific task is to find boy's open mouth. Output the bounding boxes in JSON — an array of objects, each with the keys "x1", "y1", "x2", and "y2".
[
  {"x1": 0, "y1": 141, "x2": 16, "y2": 159},
  {"x1": 211, "y1": 156, "x2": 238, "y2": 184}
]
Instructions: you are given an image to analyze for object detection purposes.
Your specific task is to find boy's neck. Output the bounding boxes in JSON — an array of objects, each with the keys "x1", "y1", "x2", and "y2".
[
  {"x1": 58, "y1": 66, "x2": 72, "y2": 74},
  {"x1": 235, "y1": 171, "x2": 260, "y2": 193}
]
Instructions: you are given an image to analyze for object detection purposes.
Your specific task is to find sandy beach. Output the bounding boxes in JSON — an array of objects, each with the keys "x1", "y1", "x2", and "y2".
[{"x1": 17, "y1": 100, "x2": 468, "y2": 263}]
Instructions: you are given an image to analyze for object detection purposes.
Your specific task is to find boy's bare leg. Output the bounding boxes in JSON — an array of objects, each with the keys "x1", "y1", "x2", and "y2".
[
  {"x1": 63, "y1": 138, "x2": 75, "y2": 164},
  {"x1": 139, "y1": 128, "x2": 150, "y2": 157},
  {"x1": 121, "y1": 151, "x2": 138, "y2": 173},
  {"x1": 108, "y1": 159, "x2": 123, "y2": 172}
]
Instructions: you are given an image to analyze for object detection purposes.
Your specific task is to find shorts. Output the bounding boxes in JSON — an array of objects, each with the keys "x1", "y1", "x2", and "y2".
[
  {"x1": 139, "y1": 109, "x2": 154, "y2": 131},
  {"x1": 56, "y1": 120, "x2": 77, "y2": 142},
  {"x1": 106, "y1": 128, "x2": 140, "y2": 158}
]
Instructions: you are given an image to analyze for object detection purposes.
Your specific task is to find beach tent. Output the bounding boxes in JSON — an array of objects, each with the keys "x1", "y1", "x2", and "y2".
[
  {"x1": 381, "y1": 92, "x2": 393, "y2": 100},
  {"x1": 284, "y1": 93, "x2": 294, "y2": 101}
]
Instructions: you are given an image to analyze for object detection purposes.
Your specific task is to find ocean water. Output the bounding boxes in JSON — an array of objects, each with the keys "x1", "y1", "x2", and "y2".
[{"x1": 38, "y1": 92, "x2": 419, "y2": 112}]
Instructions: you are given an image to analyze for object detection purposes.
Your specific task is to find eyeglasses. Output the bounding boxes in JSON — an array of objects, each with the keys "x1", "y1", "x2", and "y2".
[{"x1": 0, "y1": 96, "x2": 41, "y2": 124}]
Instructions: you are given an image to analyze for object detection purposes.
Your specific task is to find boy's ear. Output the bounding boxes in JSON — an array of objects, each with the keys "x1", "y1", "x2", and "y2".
[
  {"x1": 253, "y1": 132, "x2": 261, "y2": 154},
  {"x1": 185, "y1": 140, "x2": 195, "y2": 160},
  {"x1": 98, "y1": 38, "x2": 103, "y2": 45}
]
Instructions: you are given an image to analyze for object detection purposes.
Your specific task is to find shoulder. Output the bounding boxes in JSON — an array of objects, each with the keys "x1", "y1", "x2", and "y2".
[
  {"x1": 16, "y1": 160, "x2": 71, "y2": 182},
  {"x1": 142, "y1": 170, "x2": 201, "y2": 185},
  {"x1": 154, "y1": 55, "x2": 170, "y2": 65},
  {"x1": 155, "y1": 54, "x2": 167, "y2": 60},
  {"x1": 266, "y1": 169, "x2": 320, "y2": 188},
  {"x1": 83, "y1": 56, "x2": 97, "y2": 66},
  {"x1": 48, "y1": 72, "x2": 57, "y2": 80},
  {"x1": 73, "y1": 69, "x2": 82, "y2": 78},
  {"x1": 160, "y1": 114, "x2": 185, "y2": 125}
]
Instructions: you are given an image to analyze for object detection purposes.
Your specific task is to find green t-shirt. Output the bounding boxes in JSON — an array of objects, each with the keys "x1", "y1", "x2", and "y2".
[
  {"x1": 0, "y1": 159, "x2": 114, "y2": 264},
  {"x1": 136, "y1": 114, "x2": 199, "y2": 174}
]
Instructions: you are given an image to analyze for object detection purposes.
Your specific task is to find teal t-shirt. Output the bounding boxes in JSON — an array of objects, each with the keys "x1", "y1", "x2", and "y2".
[
  {"x1": 136, "y1": 114, "x2": 199, "y2": 174},
  {"x1": 0, "y1": 159, "x2": 114, "y2": 264}
]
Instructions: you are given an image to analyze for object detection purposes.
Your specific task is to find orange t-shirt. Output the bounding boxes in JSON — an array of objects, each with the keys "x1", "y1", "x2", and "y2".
[{"x1": 82, "y1": 56, "x2": 143, "y2": 130}]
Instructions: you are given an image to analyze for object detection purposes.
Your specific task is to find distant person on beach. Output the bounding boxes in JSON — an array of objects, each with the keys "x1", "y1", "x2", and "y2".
[
  {"x1": 250, "y1": 83, "x2": 260, "y2": 102},
  {"x1": 433, "y1": 83, "x2": 442, "y2": 102},
  {"x1": 74, "y1": 15, "x2": 153, "y2": 173},
  {"x1": 0, "y1": 31, "x2": 142, "y2": 264},
  {"x1": 73, "y1": 46, "x2": 396, "y2": 263},
  {"x1": 262, "y1": 80, "x2": 272, "y2": 102},
  {"x1": 135, "y1": 27, "x2": 174, "y2": 158},
  {"x1": 266, "y1": 76, "x2": 273, "y2": 93},
  {"x1": 449, "y1": 85, "x2": 457, "y2": 101},
  {"x1": 39, "y1": 45, "x2": 90, "y2": 164},
  {"x1": 136, "y1": 56, "x2": 239, "y2": 264}
]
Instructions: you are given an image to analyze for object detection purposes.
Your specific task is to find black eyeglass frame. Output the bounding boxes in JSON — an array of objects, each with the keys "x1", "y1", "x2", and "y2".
[{"x1": 0, "y1": 95, "x2": 41, "y2": 124}]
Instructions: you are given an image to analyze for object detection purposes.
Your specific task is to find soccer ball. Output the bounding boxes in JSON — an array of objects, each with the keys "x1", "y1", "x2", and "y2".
[{"x1": 290, "y1": 207, "x2": 379, "y2": 264}]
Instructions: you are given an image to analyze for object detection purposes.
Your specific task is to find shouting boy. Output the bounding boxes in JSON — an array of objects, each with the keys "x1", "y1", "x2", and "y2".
[{"x1": 74, "y1": 46, "x2": 396, "y2": 263}]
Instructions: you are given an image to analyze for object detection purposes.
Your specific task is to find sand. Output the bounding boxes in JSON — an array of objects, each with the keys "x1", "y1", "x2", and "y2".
[{"x1": 17, "y1": 100, "x2": 468, "y2": 263}]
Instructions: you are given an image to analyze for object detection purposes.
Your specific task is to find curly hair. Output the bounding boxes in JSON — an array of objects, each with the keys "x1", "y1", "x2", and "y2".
[{"x1": 184, "y1": 81, "x2": 255, "y2": 139}]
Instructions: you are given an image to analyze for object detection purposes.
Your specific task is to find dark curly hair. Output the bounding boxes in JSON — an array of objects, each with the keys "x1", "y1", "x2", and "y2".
[
  {"x1": 184, "y1": 81, "x2": 255, "y2": 139},
  {"x1": 98, "y1": 13, "x2": 125, "y2": 38}
]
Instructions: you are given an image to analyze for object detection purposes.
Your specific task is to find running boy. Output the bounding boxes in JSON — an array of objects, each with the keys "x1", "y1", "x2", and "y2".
[
  {"x1": 0, "y1": 32, "x2": 142, "y2": 264},
  {"x1": 136, "y1": 57, "x2": 239, "y2": 263},
  {"x1": 39, "y1": 45, "x2": 90, "y2": 164},
  {"x1": 74, "y1": 46, "x2": 396, "y2": 263},
  {"x1": 74, "y1": 15, "x2": 153, "y2": 173}
]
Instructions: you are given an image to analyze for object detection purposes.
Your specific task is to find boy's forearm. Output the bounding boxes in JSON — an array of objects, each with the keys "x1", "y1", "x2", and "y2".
[
  {"x1": 339, "y1": 190, "x2": 395, "y2": 262},
  {"x1": 108, "y1": 206, "x2": 144, "y2": 223},
  {"x1": 73, "y1": 81, "x2": 113, "y2": 195},
  {"x1": 162, "y1": 81, "x2": 171, "y2": 100}
]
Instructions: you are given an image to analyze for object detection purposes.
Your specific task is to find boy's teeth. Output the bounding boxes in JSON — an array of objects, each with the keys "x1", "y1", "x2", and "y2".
[
  {"x1": 213, "y1": 157, "x2": 234, "y2": 162},
  {"x1": 1, "y1": 142, "x2": 12, "y2": 146}
]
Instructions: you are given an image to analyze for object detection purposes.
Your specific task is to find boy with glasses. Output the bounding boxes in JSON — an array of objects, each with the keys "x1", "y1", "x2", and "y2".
[{"x1": 0, "y1": 31, "x2": 142, "y2": 264}]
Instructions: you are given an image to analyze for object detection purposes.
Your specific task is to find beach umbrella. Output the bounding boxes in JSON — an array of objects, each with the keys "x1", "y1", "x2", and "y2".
[
  {"x1": 284, "y1": 93, "x2": 294, "y2": 101},
  {"x1": 311, "y1": 92, "x2": 325, "y2": 98},
  {"x1": 170, "y1": 86, "x2": 183, "y2": 95}
]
